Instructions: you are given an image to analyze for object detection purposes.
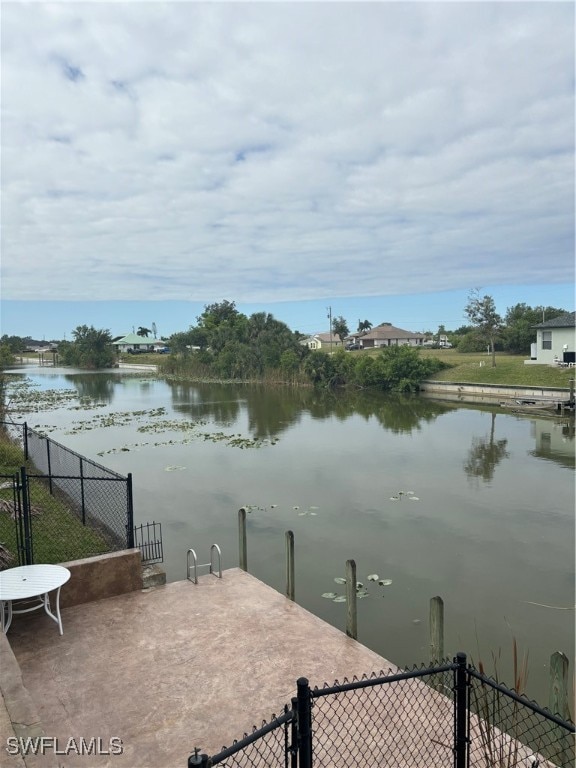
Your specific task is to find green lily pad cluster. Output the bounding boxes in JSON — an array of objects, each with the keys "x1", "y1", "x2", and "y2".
[
  {"x1": 389, "y1": 490, "x2": 420, "y2": 502},
  {"x1": 67, "y1": 408, "x2": 168, "y2": 434},
  {"x1": 97, "y1": 431, "x2": 276, "y2": 456},
  {"x1": 322, "y1": 573, "x2": 393, "y2": 602}
]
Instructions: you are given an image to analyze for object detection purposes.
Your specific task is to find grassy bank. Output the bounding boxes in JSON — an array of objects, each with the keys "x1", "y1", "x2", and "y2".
[
  {"x1": 24, "y1": 350, "x2": 574, "y2": 390},
  {"x1": 0, "y1": 429, "x2": 111, "y2": 565},
  {"x1": 417, "y1": 350, "x2": 574, "y2": 388}
]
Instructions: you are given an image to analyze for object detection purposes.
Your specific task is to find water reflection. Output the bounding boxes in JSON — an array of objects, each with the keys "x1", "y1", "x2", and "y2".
[
  {"x1": 166, "y1": 381, "x2": 452, "y2": 440},
  {"x1": 463, "y1": 412, "x2": 509, "y2": 484},
  {"x1": 529, "y1": 418, "x2": 576, "y2": 469},
  {"x1": 63, "y1": 373, "x2": 117, "y2": 403},
  {"x1": 5, "y1": 369, "x2": 574, "y2": 708}
]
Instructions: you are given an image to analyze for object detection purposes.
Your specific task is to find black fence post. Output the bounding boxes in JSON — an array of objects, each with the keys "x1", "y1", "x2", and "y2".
[
  {"x1": 187, "y1": 748, "x2": 209, "y2": 768},
  {"x1": 46, "y1": 438, "x2": 53, "y2": 494},
  {"x1": 454, "y1": 652, "x2": 468, "y2": 768},
  {"x1": 126, "y1": 473, "x2": 135, "y2": 548},
  {"x1": 19, "y1": 466, "x2": 33, "y2": 565},
  {"x1": 79, "y1": 457, "x2": 86, "y2": 525},
  {"x1": 297, "y1": 677, "x2": 312, "y2": 768},
  {"x1": 23, "y1": 421, "x2": 29, "y2": 461}
]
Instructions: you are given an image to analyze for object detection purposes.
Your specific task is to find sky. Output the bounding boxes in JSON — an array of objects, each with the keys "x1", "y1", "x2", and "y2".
[{"x1": 1, "y1": 1, "x2": 574, "y2": 341}]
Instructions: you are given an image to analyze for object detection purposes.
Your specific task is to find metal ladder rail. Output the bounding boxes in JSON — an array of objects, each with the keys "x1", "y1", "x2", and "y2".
[{"x1": 187, "y1": 544, "x2": 222, "y2": 584}]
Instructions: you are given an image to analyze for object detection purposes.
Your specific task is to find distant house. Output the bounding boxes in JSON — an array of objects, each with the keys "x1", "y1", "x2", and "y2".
[
  {"x1": 530, "y1": 312, "x2": 576, "y2": 365},
  {"x1": 112, "y1": 333, "x2": 157, "y2": 354},
  {"x1": 346, "y1": 323, "x2": 424, "y2": 349},
  {"x1": 300, "y1": 333, "x2": 343, "y2": 350}
]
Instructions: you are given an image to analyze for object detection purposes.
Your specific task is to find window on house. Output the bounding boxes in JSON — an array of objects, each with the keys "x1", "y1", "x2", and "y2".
[{"x1": 542, "y1": 331, "x2": 552, "y2": 350}]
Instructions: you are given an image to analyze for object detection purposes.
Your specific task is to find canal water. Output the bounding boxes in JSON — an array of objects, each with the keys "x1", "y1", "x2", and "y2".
[{"x1": 5, "y1": 366, "x2": 575, "y2": 706}]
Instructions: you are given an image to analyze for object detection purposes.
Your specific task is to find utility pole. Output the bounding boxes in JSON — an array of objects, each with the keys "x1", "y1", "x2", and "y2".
[{"x1": 327, "y1": 306, "x2": 332, "y2": 349}]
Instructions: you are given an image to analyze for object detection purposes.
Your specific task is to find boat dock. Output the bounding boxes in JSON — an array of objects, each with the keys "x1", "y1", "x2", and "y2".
[{"x1": 1, "y1": 568, "x2": 405, "y2": 767}]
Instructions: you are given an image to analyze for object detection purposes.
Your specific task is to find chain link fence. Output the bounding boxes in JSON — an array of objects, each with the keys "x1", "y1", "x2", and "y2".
[
  {"x1": 0, "y1": 421, "x2": 134, "y2": 565},
  {"x1": 310, "y1": 664, "x2": 456, "y2": 768},
  {"x1": 200, "y1": 656, "x2": 574, "y2": 768},
  {"x1": 207, "y1": 707, "x2": 295, "y2": 768},
  {"x1": 468, "y1": 669, "x2": 575, "y2": 768}
]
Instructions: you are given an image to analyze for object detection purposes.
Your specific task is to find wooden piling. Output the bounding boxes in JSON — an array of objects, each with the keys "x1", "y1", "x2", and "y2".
[
  {"x1": 285, "y1": 530, "x2": 295, "y2": 601},
  {"x1": 549, "y1": 652, "x2": 572, "y2": 768},
  {"x1": 429, "y1": 596, "x2": 444, "y2": 664},
  {"x1": 238, "y1": 507, "x2": 247, "y2": 571},
  {"x1": 549, "y1": 651, "x2": 570, "y2": 718},
  {"x1": 345, "y1": 559, "x2": 357, "y2": 640}
]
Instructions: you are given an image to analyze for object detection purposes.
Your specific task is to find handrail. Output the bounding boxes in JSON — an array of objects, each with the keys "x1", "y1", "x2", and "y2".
[
  {"x1": 187, "y1": 545, "x2": 222, "y2": 584},
  {"x1": 210, "y1": 544, "x2": 222, "y2": 579}
]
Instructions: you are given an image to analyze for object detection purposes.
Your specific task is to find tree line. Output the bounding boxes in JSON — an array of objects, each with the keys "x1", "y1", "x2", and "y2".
[{"x1": 0, "y1": 296, "x2": 568, "y2": 381}]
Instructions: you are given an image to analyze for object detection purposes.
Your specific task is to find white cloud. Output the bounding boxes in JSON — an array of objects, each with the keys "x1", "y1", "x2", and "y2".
[{"x1": 1, "y1": 2, "x2": 574, "y2": 303}]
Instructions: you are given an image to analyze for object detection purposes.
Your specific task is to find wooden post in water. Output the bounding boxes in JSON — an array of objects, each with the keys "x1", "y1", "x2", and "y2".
[
  {"x1": 345, "y1": 559, "x2": 357, "y2": 640},
  {"x1": 429, "y1": 596, "x2": 445, "y2": 664},
  {"x1": 285, "y1": 530, "x2": 295, "y2": 601},
  {"x1": 549, "y1": 652, "x2": 571, "y2": 768},
  {"x1": 238, "y1": 507, "x2": 247, "y2": 571},
  {"x1": 549, "y1": 651, "x2": 569, "y2": 718}
]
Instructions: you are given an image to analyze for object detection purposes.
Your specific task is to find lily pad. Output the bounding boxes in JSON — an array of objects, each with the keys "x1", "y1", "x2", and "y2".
[
  {"x1": 333, "y1": 595, "x2": 347, "y2": 603},
  {"x1": 390, "y1": 496, "x2": 399, "y2": 501},
  {"x1": 334, "y1": 577, "x2": 347, "y2": 585},
  {"x1": 367, "y1": 574, "x2": 379, "y2": 581},
  {"x1": 321, "y1": 592, "x2": 338, "y2": 599},
  {"x1": 409, "y1": 496, "x2": 420, "y2": 501},
  {"x1": 378, "y1": 579, "x2": 393, "y2": 586},
  {"x1": 165, "y1": 465, "x2": 186, "y2": 471}
]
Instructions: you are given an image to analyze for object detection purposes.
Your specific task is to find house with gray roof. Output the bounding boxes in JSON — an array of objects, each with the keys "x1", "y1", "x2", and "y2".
[
  {"x1": 530, "y1": 311, "x2": 575, "y2": 365},
  {"x1": 346, "y1": 323, "x2": 424, "y2": 349}
]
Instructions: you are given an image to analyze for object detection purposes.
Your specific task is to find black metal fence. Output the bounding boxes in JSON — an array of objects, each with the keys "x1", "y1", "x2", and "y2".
[
  {"x1": 134, "y1": 521, "x2": 163, "y2": 564},
  {"x1": 0, "y1": 421, "x2": 135, "y2": 565},
  {"x1": 195, "y1": 654, "x2": 574, "y2": 768}
]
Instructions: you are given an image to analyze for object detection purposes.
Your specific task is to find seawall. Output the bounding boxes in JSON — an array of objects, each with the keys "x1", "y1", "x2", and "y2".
[{"x1": 419, "y1": 380, "x2": 572, "y2": 407}]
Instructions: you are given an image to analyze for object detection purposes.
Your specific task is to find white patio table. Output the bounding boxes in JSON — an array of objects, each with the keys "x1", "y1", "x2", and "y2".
[{"x1": 0, "y1": 564, "x2": 71, "y2": 635}]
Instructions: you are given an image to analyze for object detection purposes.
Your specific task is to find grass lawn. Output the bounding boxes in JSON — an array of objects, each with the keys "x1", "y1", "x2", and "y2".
[
  {"x1": 418, "y1": 350, "x2": 574, "y2": 388},
  {"x1": 344, "y1": 348, "x2": 574, "y2": 388},
  {"x1": 0, "y1": 434, "x2": 112, "y2": 566}
]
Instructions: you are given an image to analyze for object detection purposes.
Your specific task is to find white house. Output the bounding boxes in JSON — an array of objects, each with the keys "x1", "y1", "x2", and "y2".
[
  {"x1": 112, "y1": 333, "x2": 157, "y2": 354},
  {"x1": 530, "y1": 311, "x2": 576, "y2": 365},
  {"x1": 300, "y1": 333, "x2": 342, "y2": 350}
]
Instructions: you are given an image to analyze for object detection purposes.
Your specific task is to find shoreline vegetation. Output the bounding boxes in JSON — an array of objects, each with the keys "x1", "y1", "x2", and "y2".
[
  {"x1": 13, "y1": 347, "x2": 575, "y2": 391},
  {"x1": 129, "y1": 349, "x2": 573, "y2": 389}
]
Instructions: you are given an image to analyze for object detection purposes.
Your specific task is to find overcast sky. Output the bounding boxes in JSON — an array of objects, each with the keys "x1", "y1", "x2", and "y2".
[{"x1": 1, "y1": 2, "x2": 574, "y2": 337}]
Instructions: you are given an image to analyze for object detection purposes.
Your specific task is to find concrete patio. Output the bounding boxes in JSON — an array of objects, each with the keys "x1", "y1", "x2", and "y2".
[{"x1": 1, "y1": 568, "x2": 408, "y2": 768}]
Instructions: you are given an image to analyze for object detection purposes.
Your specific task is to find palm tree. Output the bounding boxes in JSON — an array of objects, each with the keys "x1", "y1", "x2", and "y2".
[
  {"x1": 137, "y1": 327, "x2": 152, "y2": 338},
  {"x1": 357, "y1": 320, "x2": 373, "y2": 333}
]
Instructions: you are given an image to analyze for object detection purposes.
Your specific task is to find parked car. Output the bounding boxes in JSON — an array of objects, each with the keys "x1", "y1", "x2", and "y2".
[{"x1": 345, "y1": 343, "x2": 361, "y2": 350}]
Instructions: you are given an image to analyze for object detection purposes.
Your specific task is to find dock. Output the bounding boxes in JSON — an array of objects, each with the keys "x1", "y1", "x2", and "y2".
[{"x1": 1, "y1": 568, "x2": 404, "y2": 767}]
